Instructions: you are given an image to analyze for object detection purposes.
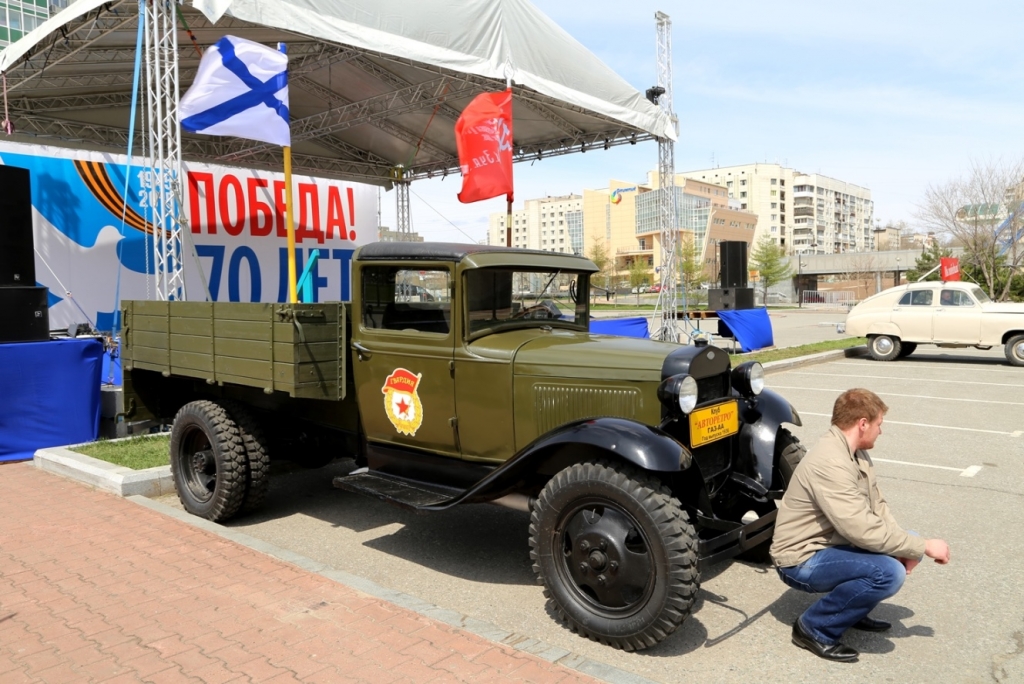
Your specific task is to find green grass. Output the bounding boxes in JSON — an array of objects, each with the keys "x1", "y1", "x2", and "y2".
[
  {"x1": 73, "y1": 435, "x2": 171, "y2": 470},
  {"x1": 733, "y1": 337, "x2": 867, "y2": 365}
]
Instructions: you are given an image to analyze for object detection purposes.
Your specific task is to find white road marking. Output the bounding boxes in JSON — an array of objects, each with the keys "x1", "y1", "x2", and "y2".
[
  {"x1": 797, "y1": 411, "x2": 1021, "y2": 437},
  {"x1": 829, "y1": 361, "x2": 1016, "y2": 375},
  {"x1": 786, "y1": 371, "x2": 1024, "y2": 389},
  {"x1": 873, "y1": 458, "x2": 982, "y2": 478},
  {"x1": 961, "y1": 465, "x2": 984, "y2": 478},
  {"x1": 772, "y1": 385, "x2": 1024, "y2": 406}
]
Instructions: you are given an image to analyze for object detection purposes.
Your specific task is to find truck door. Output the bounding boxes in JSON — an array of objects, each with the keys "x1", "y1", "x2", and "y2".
[{"x1": 351, "y1": 263, "x2": 458, "y2": 457}]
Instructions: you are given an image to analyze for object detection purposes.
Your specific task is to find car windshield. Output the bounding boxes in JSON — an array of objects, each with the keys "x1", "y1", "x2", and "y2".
[
  {"x1": 466, "y1": 268, "x2": 588, "y2": 337},
  {"x1": 970, "y1": 286, "x2": 991, "y2": 304}
]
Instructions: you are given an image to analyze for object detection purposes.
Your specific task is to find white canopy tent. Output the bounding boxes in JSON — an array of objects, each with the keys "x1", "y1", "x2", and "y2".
[{"x1": 0, "y1": 0, "x2": 673, "y2": 186}]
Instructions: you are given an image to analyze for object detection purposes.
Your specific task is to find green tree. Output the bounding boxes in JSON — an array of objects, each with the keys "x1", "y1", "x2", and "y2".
[
  {"x1": 628, "y1": 258, "x2": 651, "y2": 305},
  {"x1": 676, "y1": 232, "x2": 706, "y2": 303},
  {"x1": 905, "y1": 241, "x2": 954, "y2": 282},
  {"x1": 749, "y1": 236, "x2": 792, "y2": 301},
  {"x1": 587, "y1": 240, "x2": 612, "y2": 301}
]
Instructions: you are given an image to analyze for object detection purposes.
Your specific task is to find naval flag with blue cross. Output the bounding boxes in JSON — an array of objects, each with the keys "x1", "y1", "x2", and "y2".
[{"x1": 180, "y1": 35, "x2": 290, "y2": 147}]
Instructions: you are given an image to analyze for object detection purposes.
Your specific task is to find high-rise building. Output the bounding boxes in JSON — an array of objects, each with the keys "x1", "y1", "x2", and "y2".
[
  {"x1": 487, "y1": 194, "x2": 583, "y2": 254},
  {"x1": 681, "y1": 163, "x2": 874, "y2": 255},
  {"x1": 0, "y1": 0, "x2": 68, "y2": 47}
]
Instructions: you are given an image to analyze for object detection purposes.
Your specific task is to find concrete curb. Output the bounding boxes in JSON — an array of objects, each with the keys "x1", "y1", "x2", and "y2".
[
  {"x1": 763, "y1": 345, "x2": 868, "y2": 375},
  {"x1": 34, "y1": 438, "x2": 174, "y2": 498},
  {"x1": 127, "y1": 495, "x2": 658, "y2": 684}
]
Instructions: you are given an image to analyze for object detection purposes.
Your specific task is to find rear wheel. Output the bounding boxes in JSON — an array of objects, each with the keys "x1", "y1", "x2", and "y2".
[
  {"x1": 169, "y1": 401, "x2": 248, "y2": 522},
  {"x1": 897, "y1": 342, "x2": 917, "y2": 358},
  {"x1": 868, "y1": 334, "x2": 902, "y2": 361},
  {"x1": 530, "y1": 461, "x2": 699, "y2": 651},
  {"x1": 222, "y1": 401, "x2": 271, "y2": 514},
  {"x1": 1006, "y1": 334, "x2": 1024, "y2": 367}
]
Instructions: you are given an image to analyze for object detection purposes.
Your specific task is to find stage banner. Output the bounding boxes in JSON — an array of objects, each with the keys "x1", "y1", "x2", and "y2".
[{"x1": 0, "y1": 140, "x2": 375, "y2": 331}]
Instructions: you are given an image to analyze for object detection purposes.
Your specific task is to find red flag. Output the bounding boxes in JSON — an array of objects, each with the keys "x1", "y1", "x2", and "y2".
[
  {"x1": 940, "y1": 257, "x2": 960, "y2": 281},
  {"x1": 455, "y1": 89, "x2": 513, "y2": 204}
]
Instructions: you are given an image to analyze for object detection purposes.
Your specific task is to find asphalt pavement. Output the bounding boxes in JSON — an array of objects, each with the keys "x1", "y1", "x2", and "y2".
[{"x1": 149, "y1": 344, "x2": 1024, "y2": 683}]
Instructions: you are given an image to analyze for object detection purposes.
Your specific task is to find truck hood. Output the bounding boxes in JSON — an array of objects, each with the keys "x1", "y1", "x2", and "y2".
[{"x1": 513, "y1": 331, "x2": 676, "y2": 381}]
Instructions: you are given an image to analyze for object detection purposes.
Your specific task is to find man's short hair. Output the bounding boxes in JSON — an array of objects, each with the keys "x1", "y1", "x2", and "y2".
[{"x1": 831, "y1": 388, "x2": 889, "y2": 429}]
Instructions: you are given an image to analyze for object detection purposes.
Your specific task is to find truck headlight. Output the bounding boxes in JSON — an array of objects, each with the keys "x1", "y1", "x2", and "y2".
[
  {"x1": 731, "y1": 361, "x2": 764, "y2": 397},
  {"x1": 658, "y1": 374, "x2": 699, "y2": 415}
]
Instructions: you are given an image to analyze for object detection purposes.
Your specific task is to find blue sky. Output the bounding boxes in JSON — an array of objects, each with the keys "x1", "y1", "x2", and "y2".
[{"x1": 381, "y1": 0, "x2": 1024, "y2": 243}]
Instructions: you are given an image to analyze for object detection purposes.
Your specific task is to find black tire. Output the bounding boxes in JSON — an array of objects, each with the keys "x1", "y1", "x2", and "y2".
[
  {"x1": 1006, "y1": 334, "x2": 1024, "y2": 367},
  {"x1": 868, "y1": 334, "x2": 902, "y2": 361},
  {"x1": 897, "y1": 342, "x2": 917, "y2": 358},
  {"x1": 169, "y1": 400, "x2": 248, "y2": 522},
  {"x1": 529, "y1": 461, "x2": 699, "y2": 651},
  {"x1": 221, "y1": 401, "x2": 271, "y2": 515},
  {"x1": 738, "y1": 428, "x2": 805, "y2": 563}
]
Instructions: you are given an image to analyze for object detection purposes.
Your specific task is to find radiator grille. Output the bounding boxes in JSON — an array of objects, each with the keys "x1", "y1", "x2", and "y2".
[
  {"x1": 533, "y1": 385, "x2": 640, "y2": 434},
  {"x1": 697, "y1": 375, "x2": 730, "y2": 404}
]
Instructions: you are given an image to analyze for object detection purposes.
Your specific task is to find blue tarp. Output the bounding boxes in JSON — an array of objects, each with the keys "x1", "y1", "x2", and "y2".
[
  {"x1": 0, "y1": 338, "x2": 102, "y2": 462},
  {"x1": 717, "y1": 308, "x2": 774, "y2": 352},
  {"x1": 589, "y1": 317, "x2": 650, "y2": 338}
]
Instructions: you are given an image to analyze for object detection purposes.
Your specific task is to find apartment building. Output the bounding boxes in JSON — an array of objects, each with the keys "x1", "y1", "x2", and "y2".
[
  {"x1": 486, "y1": 194, "x2": 583, "y2": 254},
  {"x1": 681, "y1": 163, "x2": 874, "y2": 255},
  {"x1": 0, "y1": 0, "x2": 68, "y2": 47}
]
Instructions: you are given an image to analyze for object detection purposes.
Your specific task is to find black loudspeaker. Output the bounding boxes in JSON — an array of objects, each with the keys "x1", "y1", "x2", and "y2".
[
  {"x1": 719, "y1": 241, "x2": 748, "y2": 288},
  {"x1": 0, "y1": 286, "x2": 50, "y2": 343},
  {"x1": 0, "y1": 166, "x2": 36, "y2": 287},
  {"x1": 708, "y1": 287, "x2": 755, "y2": 311}
]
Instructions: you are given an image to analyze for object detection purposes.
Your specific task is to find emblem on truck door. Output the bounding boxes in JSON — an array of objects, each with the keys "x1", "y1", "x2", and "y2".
[{"x1": 382, "y1": 368, "x2": 424, "y2": 436}]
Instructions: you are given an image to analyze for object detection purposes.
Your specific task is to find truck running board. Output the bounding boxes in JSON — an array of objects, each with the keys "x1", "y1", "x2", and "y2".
[{"x1": 333, "y1": 469, "x2": 463, "y2": 511}]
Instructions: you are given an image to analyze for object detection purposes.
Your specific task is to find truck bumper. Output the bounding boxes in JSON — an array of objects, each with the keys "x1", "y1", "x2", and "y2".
[{"x1": 696, "y1": 509, "x2": 777, "y2": 568}]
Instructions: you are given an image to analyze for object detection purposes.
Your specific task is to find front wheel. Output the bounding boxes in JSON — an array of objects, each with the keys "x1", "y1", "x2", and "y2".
[
  {"x1": 868, "y1": 334, "x2": 902, "y2": 361},
  {"x1": 1006, "y1": 334, "x2": 1024, "y2": 367},
  {"x1": 529, "y1": 461, "x2": 699, "y2": 651}
]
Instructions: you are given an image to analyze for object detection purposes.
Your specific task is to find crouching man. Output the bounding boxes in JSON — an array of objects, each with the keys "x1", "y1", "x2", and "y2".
[{"x1": 770, "y1": 388, "x2": 951, "y2": 662}]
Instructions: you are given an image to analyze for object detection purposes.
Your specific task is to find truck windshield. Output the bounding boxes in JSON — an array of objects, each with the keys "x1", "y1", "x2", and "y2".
[{"x1": 466, "y1": 268, "x2": 588, "y2": 336}]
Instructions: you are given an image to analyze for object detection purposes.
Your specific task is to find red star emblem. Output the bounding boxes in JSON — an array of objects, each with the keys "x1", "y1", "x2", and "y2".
[{"x1": 396, "y1": 397, "x2": 410, "y2": 416}]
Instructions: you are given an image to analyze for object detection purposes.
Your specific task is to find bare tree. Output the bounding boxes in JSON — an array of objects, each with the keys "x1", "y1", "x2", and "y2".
[{"x1": 918, "y1": 159, "x2": 1024, "y2": 301}]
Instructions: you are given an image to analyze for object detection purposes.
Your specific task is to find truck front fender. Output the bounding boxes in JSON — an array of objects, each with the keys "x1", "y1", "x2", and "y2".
[
  {"x1": 518, "y1": 417, "x2": 692, "y2": 473},
  {"x1": 738, "y1": 388, "x2": 802, "y2": 487}
]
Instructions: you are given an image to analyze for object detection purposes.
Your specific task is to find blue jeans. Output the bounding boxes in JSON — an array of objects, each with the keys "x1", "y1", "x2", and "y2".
[{"x1": 777, "y1": 545, "x2": 906, "y2": 645}]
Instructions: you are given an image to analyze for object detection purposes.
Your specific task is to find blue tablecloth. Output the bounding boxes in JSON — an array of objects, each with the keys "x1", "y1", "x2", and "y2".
[
  {"x1": 717, "y1": 308, "x2": 774, "y2": 352},
  {"x1": 0, "y1": 338, "x2": 102, "y2": 462},
  {"x1": 589, "y1": 317, "x2": 650, "y2": 339}
]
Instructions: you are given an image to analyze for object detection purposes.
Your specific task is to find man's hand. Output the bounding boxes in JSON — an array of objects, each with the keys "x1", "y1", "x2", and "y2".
[
  {"x1": 924, "y1": 538, "x2": 951, "y2": 564},
  {"x1": 898, "y1": 556, "x2": 921, "y2": 574}
]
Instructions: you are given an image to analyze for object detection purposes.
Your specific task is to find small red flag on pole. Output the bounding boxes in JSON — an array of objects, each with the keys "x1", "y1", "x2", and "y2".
[
  {"x1": 940, "y1": 257, "x2": 960, "y2": 281},
  {"x1": 455, "y1": 89, "x2": 514, "y2": 205}
]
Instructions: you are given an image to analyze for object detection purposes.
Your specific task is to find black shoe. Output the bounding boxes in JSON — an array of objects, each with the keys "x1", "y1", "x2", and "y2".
[
  {"x1": 791, "y1": 620, "x2": 859, "y2": 662},
  {"x1": 852, "y1": 616, "x2": 891, "y2": 632}
]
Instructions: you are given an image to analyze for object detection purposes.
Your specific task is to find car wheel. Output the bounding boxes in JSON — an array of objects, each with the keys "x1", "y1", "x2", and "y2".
[
  {"x1": 169, "y1": 400, "x2": 248, "y2": 522},
  {"x1": 897, "y1": 342, "x2": 917, "y2": 358},
  {"x1": 1006, "y1": 334, "x2": 1024, "y2": 367},
  {"x1": 868, "y1": 335, "x2": 902, "y2": 361},
  {"x1": 738, "y1": 429, "x2": 805, "y2": 563},
  {"x1": 529, "y1": 461, "x2": 699, "y2": 651},
  {"x1": 222, "y1": 401, "x2": 271, "y2": 515}
]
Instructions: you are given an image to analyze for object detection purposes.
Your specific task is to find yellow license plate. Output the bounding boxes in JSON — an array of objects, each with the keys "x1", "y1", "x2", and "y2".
[{"x1": 689, "y1": 400, "x2": 739, "y2": 448}]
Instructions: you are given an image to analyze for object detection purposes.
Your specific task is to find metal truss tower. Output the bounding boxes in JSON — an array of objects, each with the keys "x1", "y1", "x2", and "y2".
[
  {"x1": 651, "y1": 11, "x2": 678, "y2": 342},
  {"x1": 391, "y1": 166, "x2": 413, "y2": 240},
  {"x1": 144, "y1": 0, "x2": 185, "y2": 300}
]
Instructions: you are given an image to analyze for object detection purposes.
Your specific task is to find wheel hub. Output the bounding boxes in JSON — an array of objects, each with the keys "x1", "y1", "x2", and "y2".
[
  {"x1": 192, "y1": 449, "x2": 214, "y2": 474},
  {"x1": 587, "y1": 549, "x2": 608, "y2": 571},
  {"x1": 1015, "y1": 341, "x2": 1024, "y2": 359},
  {"x1": 875, "y1": 337, "x2": 893, "y2": 354}
]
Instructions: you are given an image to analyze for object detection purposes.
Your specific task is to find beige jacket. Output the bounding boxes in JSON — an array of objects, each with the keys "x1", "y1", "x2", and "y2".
[{"x1": 770, "y1": 425, "x2": 927, "y2": 568}]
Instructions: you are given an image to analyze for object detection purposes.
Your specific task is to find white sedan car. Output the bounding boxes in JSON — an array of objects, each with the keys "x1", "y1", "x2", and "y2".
[{"x1": 841, "y1": 281, "x2": 1024, "y2": 366}]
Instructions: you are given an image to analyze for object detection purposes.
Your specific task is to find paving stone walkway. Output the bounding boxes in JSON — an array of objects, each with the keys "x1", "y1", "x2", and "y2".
[{"x1": 0, "y1": 463, "x2": 599, "y2": 683}]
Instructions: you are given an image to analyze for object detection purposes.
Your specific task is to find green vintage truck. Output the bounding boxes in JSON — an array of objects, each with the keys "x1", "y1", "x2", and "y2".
[{"x1": 122, "y1": 241, "x2": 804, "y2": 651}]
